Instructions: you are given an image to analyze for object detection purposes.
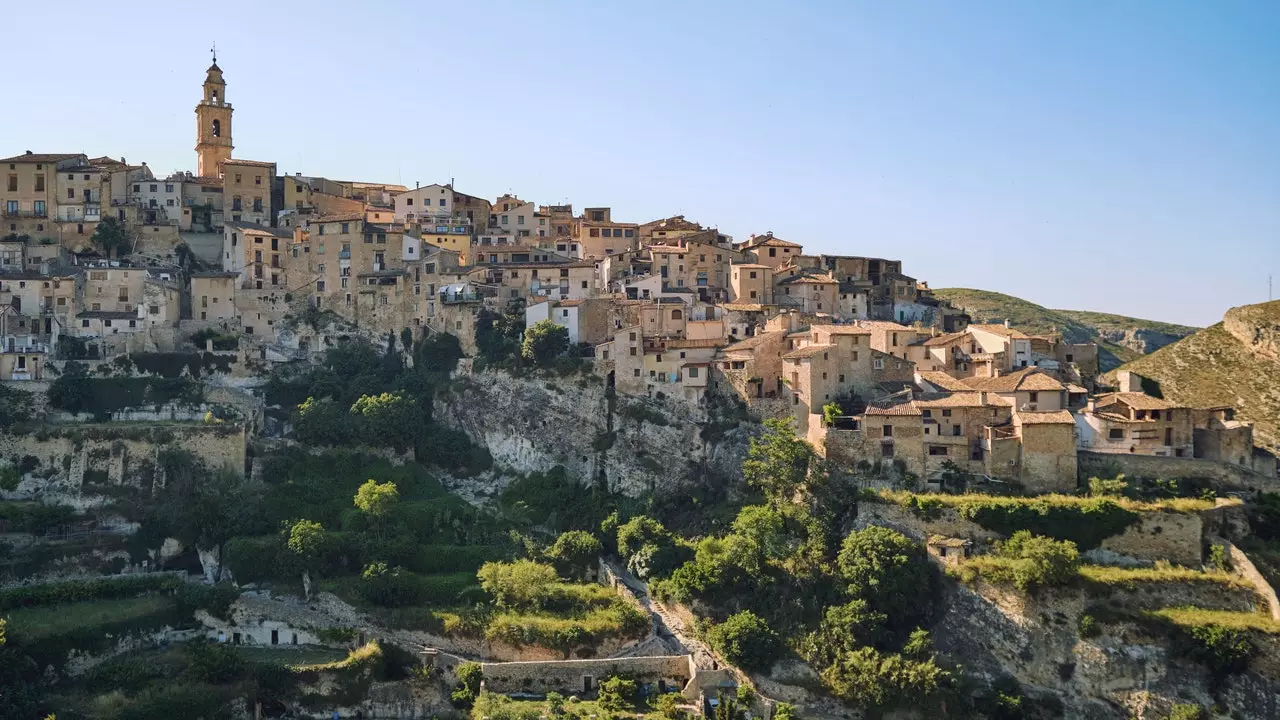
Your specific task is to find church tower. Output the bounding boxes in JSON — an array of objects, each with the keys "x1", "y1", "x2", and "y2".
[{"x1": 195, "y1": 58, "x2": 233, "y2": 177}]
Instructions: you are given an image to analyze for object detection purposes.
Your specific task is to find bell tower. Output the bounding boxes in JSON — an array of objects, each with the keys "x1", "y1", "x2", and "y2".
[{"x1": 195, "y1": 51, "x2": 233, "y2": 177}]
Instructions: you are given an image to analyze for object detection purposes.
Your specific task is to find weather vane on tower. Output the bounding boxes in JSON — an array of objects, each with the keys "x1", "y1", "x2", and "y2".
[{"x1": 211, "y1": 42, "x2": 217, "y2": 64}]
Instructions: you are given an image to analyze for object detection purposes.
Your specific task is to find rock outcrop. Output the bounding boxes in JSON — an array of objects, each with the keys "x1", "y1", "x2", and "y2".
[{"x1": 434, "y1": 368, "x2": 753, "y2": 498}]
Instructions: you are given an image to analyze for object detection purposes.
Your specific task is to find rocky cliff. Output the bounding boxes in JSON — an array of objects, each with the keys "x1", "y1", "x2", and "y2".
[
  {"x1": 933, "y1": 582, "x2": 1280, "y2": 719},
  {"x1": 434, "y1": 366, "x2": 753, "y2": 499}
]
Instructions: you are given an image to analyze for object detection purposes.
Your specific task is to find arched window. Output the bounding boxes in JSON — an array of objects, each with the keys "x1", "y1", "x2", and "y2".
[
  {"x1": 671, "y1": 309, "x2": 682, "y2": 320},
  {"x1": 211, "y1": 91, "x2": 218, "y2": 104},
  {"x1": 212, "y1": 119, "x2": 221, "y2": 138}
]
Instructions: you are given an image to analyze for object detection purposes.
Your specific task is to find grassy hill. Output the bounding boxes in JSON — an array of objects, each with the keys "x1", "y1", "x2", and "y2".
[
  {"x1": 1104, "y1": 300, "x2": 1280, "y2": 451},
  {"x1": 933, "y1": 288, "x2": 1198, "y2": 370}
]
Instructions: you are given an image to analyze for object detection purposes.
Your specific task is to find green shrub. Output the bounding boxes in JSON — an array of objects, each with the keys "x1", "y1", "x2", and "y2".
[
  {"x1": 995, "y1": 531, "x2": 1080, "y2": 591},
  {"x1": 1168, "y1": 704, "x2": 1206, "y2": 720},
  {"x1": 1078, "y1": 613, "x2": 1099, "y2": 638},
  {"x1": 598, "y1": 675, "x2": 638, "y2": 711},
  {"x1": 837, "y1": 526, "x2": 938, "y2": 636},
  {"x1": 0, "y1": 574, "x2": 182, "y2": 611},
  {"x1": 821, "y1": 646, "x2": 945, "y2": 710},
  {"x1": 955, "y1": 496, "x2": 1139, "y2": 550},
  {"x1": 225, "y1": 535, "x2": 288, "y2": 584},
  {"x1": 706, "y1": 610, "x2": 782, "y2": 673}
]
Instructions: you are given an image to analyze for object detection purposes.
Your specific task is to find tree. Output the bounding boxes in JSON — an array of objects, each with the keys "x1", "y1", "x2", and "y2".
[
  {"x1": 822, "y1": 402, "x2": 843, "y2": 427},
  {"x1": 158, "y1": 451, "x2": 250, "y2": 582},
  {"x1": 598, "y1": 675, "x2": 637, "y2": 711},
  {"x1": 477, "y1": 559, "x2": 558, "y2": 609},
  {"x1": 821, "y1": 646, "x2": 944, "y2": 709},
  {"x1": 772, "y1": 704, "x2": 796, "y2": 720},
  {"x1": 706, "y1": 611, "x2": 782, "y2": 673},
  {"x1": 545, "y1": 530, "x2": 603, "y2": 580},
  {"x1": 91, "y1": 216, "x2": 133, "y2": 258},
  {"x1": 742, "y1": 418, "x2": 814, "y2": 504},
  {"x1": 545, "y1": 691, "x2": 566, "y2": 716},
  {"x1": 616, "y1": 515, "x2": 689, "y2": 579},
  {"x1": 837, "y1": 526, "x2": 937, "y2": 636},
  {"x1": 349, "y1": 392, "x2": 421, "y2": 452},
  {"x1": 454, "y1": 661, "x2": 484, "y2": 705},
  {"x1": 0, "y1": 618, "x2": 46, "y2": 719},
  {"x1": 286, "y1": 519, "x2": 326, "y2": 600},
  {"x1": 996, "y1": 531, "x2": 1080, "y2": 591},
  {"x1": 521, "y1": 319, "x2": 569, "y2": 366},
  {"x1": 354, "y1": 479, "x2": 400, "y2": 539},
  {"x1": 729, "y1": 505, "x2": 793, "y2": 570},
  {"x1": 802, "y1": 599, "x2": 888, "y2": 666},
  {"x1": 294, "y1": 396, "x2": 351, "y2": 446}
]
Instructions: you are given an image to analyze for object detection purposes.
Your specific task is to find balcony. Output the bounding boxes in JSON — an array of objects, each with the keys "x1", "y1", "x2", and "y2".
[
  {"x1": 1, "y1": 340, "x2": 50, "y2": 354},
  {"x1": 2, "y1": 209, "x2": 47, "y2": 218},
  {"x1": 440, "y1": 290, "x2": 481, "y2": 304}
]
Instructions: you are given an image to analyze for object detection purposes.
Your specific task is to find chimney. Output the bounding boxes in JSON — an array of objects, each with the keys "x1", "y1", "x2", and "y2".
[
  {"x1": 1004, "y1": 319, "x2": 1011, "y2": 328},
  {"x1": 24, "y1": 150, "x2": 32, "y2": 155},
  {"x1": 979, "y1": 391, "x2": 987, "y2": 406},
  {"x1": 1086, "y1": 398, "x2": 1096, "y2": 413}
]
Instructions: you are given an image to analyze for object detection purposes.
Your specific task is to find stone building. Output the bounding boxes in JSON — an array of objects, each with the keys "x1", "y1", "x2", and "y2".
[
  {"x1": 738, "y1": 232, "x2": 802, "y2": 269},
  {"x1": 191, "y1": 272, "x2": 238, "y2": 322},
  {"x1": 3, "y1": 152, "x2": 87, "y2": 239},
  {"x1": 221, "y1": 159, "x2": 277, "y2": 226}
]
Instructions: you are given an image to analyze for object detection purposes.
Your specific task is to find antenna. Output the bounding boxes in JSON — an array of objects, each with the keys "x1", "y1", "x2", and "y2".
[{"x1": 211, "y1": 42, "x2": 217, "y2": 64}]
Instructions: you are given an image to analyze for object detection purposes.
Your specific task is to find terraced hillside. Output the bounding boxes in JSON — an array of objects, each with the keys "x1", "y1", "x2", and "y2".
[
  {"x1": 934, "y1": 288, "x2": 1198, "y2": 370},
  {"x1": 1104, "y1": 300, "x2": 1280, "y2": 451}
]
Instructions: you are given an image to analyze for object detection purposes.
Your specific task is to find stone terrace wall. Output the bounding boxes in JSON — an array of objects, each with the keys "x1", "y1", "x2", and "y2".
[
  {"x1": 0, "y1": 423, "x2": 247, "y2": 502},
  {"x1": 856, "y1": 500, "x2": 1205, "y2": 566},
  {"x1": 1079, "y1": 450, "x2": 1279, "y2": 493},
  {"x1": 480, "y1": 655, "x2": 693, "y2": 695}
]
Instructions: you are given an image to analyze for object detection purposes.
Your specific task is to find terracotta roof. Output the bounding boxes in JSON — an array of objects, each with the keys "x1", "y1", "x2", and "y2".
[
  {"x1": 77, "y1": 310, "x2": 137, "y2": 320},
  {"x1": 222, "y1": 158, "x2": 277, "y2": 169},
  {"x1": 1093, "y1": 392, "x2": 1177, "y2": 411},
  {"x1": 1016, "y1": 410, "x2": 1076, "y2": 425},
  {"x1": 928, "y1": 535, "x2": 972, "y2": 548},
  {"x1": 0, "y1": 152, "x2": 83, "y2": 163},
  {"x1": 916, "y1": 392, "x2": 1010, "y2": 408},
  {"x1": 917, "y1": 371, "x2": 972, "y2": 391},
  {"x1": 920, "y1": 331, "x2": 969, "y2": 347},
  {"x1": 961, "y1": 368, "x2": 1065, "y2": 393},
  {"x1": 781, "y1": 275, "x2": 836, "y2": 285},
  {"x1": 970, "y1": 323, "x2": 1031, "y2": 339},
  {"x1": 732, "y1": 263, "x2": 772, "y2": 269},
  {"x1": 225, "y1": 221, "x2": 292, "y2": 237},
  {"x1": 858, "y1": 321, "x2": 917, "y2": 331},
  {"x1": 743, "y1": 234, "x2": 802, "y2": 248},
  {"x1": 721, "y1": 303, "x2": 770, "y2": 312},
  {"x1": 809, "y1": 324, "x2": 872, "y2": 336},
  {"x1": 782, "y1": 343, "x2": 836, "y2": 360},
  {"x1": 865, "y1": 399, "x2": 921, "y2": 416},
  {"x1": 1066, "y1": 384, "x2": 1090, "y2": 394},
  {"x1": 721, "y1": 330, "x2": 785, "y2": 353}
]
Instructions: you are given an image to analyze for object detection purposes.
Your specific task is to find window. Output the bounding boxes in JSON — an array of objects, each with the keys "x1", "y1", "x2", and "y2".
[
  {"x1": 317, "y1": 280, "x2": 326, "y2": 291},
  {"x1": 129, "y1": 320, "x2": 137, "y2": 328},
  {"x1": 1109, "y1": 428, "x2": 1125, "y2": 440},
  {"x1": 634, "y1": 368, "x2": 641, "y2": 377},
  {"x1": 342, "y1": 223, "x2": 349, "y2": 233},
  {"x1": 406, "y1": 198, "x2": 414, "y2": 206},
  {"x1": 881, "y1": 443, "x2": 894, "y2": 457},
  {"x1": 689, "y1": 367, "x2": 699, "y2": 378},
  {"x1": 922, "y1": 409, "x2": 932, "y2": 418},
  {"x1": 769, "y1": 248, "x2": 776, "y2": 257},
  {"x1": 929, "y1": 446, "x2": 948, "y2": 456},
  {"x1": 34, "y1": 175, "x2": 44, "y2": 192},
  {"x1": 749, "y1": 271, "x2": 757, "y2": 279},
  {"x1": 148, "y1": 305, "x2": 159, "y2": 315},
  {"x1": 942, "y1": 409, "x2": 952, "y2": 417},
  {"x1": 255, "y1": 175, "x2": 262, "y2": 185},
  {"x1": 883, "y1": 424, "x2": 893, "y2": 437},
  {"x1": 873, "y1": 358, "x2": 884, "y2": 370},
  {"x1": 952, "y1": 425, "x2": 962, "y2": 436},
  {"x1": 1029, "y1": 391, "x2": 1039, "y2": 403}
]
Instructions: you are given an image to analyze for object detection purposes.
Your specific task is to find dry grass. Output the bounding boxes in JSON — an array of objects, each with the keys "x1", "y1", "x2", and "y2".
[
  {"x1": 1078, "y1": 564, "x2": 1251, "y2": 589},
  {"x1": 881, "y1": 490, "x2": 1219, "y2": 514},
  {"x1": 290, "y1": 641, "x2": 382, "y2": 672},
  {"x1": 1147, "y1": 607, "x2": 1280, "y2": 634}
]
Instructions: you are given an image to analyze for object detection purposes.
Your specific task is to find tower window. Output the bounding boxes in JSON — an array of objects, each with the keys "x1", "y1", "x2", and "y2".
[{"x1": 212, "y1": 119, "x2": 221, "y2": 137}]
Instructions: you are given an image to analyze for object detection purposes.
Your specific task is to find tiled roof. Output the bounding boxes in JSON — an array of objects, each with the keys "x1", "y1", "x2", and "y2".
[
  {"x1": 77, "y1": 310, "x2": 137, "y2": 320},
  {"x1": 721, "y1": 303, "x2": 770, "y2": 312},
  {"x1": 222, "y1": 158, "x2": 277, "y2": 168},
  {"x1": 782, "y1": 275, "x2": 836, "y2": 285},
  {"x1": 920, "y1": 331, "x2": 969, "y2": 347},
  {"x1": 720, "y1": 330, "x2": 785, "y2": 353},
  {"x1": 782, "y1": 343, "x2": 836, "y2": 360},
  {"x1": 191, "y1": 271, "x2": 239, "y2": 279},
  {"x1": 970, "y1": 323, "x2": 1031, "y2": 339},
  {"x1": 743, "y1": 234, "x2": 802, "y2": 248},
  {"x1": 916, "y1": 392, "x2": 1010, "y2": 408},
  {"x1": 917, "y1": 371, "x2": 972, "y2": 391},
  {"x1": 310, "y1": 212, "x2": 365, "y2": 223},
  {"x1": 858, "y1": 320, "x2": 917, "y2": 331},
  {"x1": 865, "y1": 399, "x2": 921, "y2": 416},
  {"x1": 732, "y1": 263, "x2": 772, "y2": 269},
  {"x1": 0, "y1": 152, "x2": 83, "y2": 163},
  {"x1": 962, "y1": 368, "x2": 1065, "y2": 393},
  {"x1": 1066, "y1": 383, "x2": 1090, "y2": 394},
  {"x1": 1017, "y1": 410, "x2": 1076, "y2": 425},
  {"x1": 1093, "y1": 392, "x2": 1177, "y2": 411},
  {"x1": 225, "y1": 221, "x2": 292, "y2": 237},
  {"x1": 666, "y1": 338, "x2": 724, "y2": 349},
  {"x1": 809, "y1": 324, "x2": 872, "y2": 335}
]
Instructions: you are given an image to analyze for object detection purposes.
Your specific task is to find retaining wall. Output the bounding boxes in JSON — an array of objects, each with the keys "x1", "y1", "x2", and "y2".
[{"x1": 480, "y1": 655, "x2": 694, "y2": 695}]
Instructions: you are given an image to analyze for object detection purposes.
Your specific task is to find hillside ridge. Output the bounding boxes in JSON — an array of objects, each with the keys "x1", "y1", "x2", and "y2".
[
  {"x1": 933, "y1": 287, "x2": 1198, "y2": 370},
  {"x1": 1106, "y1": 299, "x2": 1280, "y2": 451}
]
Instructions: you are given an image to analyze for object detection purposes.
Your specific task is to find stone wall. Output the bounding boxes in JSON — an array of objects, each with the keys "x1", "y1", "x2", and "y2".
[
  {"x1": 1100, "y1": 511, "x2": 1203, "y2": 568},
  {"x1": 0, "y1": 422, "x2": 247, "y2": 503},
  {"x1": 856, "y1": 500, "x2": 1205, "y2": 566},
  {"x1": 480, "y1": 655, "x2": 693, "y2": 695},
  {"x1": 1079, "y1": 450, "x2": 1279, "y2": 493}
]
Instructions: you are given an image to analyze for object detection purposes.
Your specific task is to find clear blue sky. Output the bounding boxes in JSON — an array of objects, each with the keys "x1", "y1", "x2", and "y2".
[{"x1": 3, "y1": 1, "x2": 1277, "y2": 327}]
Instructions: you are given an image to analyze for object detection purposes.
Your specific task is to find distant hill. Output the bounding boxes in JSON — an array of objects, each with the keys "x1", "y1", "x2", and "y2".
[
  {"x1": 1103, "y1": 300, "x2": 1280, "y2": 451},
  {"x1": 932, "y1": 288, "x2": 1198, "y2": 371}
]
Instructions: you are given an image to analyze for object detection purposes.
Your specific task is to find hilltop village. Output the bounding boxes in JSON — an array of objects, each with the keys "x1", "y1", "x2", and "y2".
[{"x1": 2, "y1": 60, "x2": 1280, "y2": 720}]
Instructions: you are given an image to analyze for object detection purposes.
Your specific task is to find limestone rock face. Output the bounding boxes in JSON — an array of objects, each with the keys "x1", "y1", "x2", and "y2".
[
  {"x1": 1095, "y1": 327, "x2": 1186, "y2": 356},
  {"x1": 434, "y1": 369, "x2": 753, "y2": 498}
]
